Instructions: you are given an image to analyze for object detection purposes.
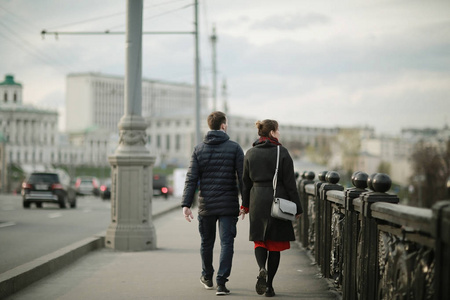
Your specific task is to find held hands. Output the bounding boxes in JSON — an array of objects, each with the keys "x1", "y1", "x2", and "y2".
[
  {"x1": 239, "y1": 208, "x2": 247, "y2": 220},
  {"x1": 183, "y1": 207, "x2": 194, "y2": 222}
]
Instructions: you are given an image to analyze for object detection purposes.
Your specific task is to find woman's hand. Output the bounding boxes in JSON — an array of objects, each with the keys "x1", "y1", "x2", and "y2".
[{"x1": 239, "y1": 209, "x2": 247, "y2": 220}]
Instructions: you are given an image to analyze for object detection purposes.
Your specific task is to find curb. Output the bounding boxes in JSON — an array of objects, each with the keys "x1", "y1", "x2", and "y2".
[
  {"x1": 0, "y1": 235, "x2": 104, "y2": 299},
  {"x1": 0, "y1": 202, "x2": 181, "y2": 299}
]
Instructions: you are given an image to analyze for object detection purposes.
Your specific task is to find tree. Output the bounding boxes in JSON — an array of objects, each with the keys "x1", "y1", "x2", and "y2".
[
  {"x1": 408, "y1": 140, "x2": 450, "y2": 208},
  {"x1": 377, "y1": 161, "x2": 391, "y2": 174}
]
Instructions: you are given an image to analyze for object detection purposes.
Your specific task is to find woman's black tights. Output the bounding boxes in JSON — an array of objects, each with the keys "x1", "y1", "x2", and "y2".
[{"x1": 255, "y1": 247, "x2": 280, "y2": 288}]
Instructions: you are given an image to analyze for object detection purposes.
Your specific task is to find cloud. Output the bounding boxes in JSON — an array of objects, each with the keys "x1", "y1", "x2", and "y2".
[{"x1": 250, "y1": 12, "x2": 331, "y2": 30}]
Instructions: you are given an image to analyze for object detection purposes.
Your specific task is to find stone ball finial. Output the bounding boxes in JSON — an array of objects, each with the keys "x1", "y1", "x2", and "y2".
[
  {"x1": 305, "y1": 171, "x2": 315, "y2": 181},
  {"x1": 353, "y1": 172, "x2": 369, "y2": 189},
  {"x1": 372, "y1": 173, "x2": 392, "y2": 193},
  {"x1": 318, "y1": 171, "x2": 328, "y2": 182},
  {"x1": 325, "y1": 171, "x2": 340, "y2": 184},
  {"x1": 367, "y1": 173, "x2": 378, "y2": 190}
]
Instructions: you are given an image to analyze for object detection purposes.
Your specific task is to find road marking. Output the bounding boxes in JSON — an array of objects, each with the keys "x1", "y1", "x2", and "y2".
[
  {"x1": 0, "y1": 221, "x2": 16, "y2": 228},
  {"x1": 83, "y1": 209, "x2": 92, "y2": 213},
  {"x1": 48, "y1": 213, "x2": 62, "y2": 219}
]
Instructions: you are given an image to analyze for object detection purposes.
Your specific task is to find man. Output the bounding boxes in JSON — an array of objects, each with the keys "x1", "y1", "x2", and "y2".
[{"x1": 182, "y1": 111, "x2": 244, "y2": 296}]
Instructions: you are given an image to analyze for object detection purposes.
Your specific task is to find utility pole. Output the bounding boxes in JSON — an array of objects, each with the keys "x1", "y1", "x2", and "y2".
[
  {"x1": 222, "y1": 78, "x2": 228, "y2": 114},
  {"x1": 41, "y1": 1, "x2": 201, "y2": 146},
  {"x1": 210, "y1": 25, "x2": 217, "y2": 112},
  {"x1": 194, "y1": 0, "x2": 201, "y2": 145}
]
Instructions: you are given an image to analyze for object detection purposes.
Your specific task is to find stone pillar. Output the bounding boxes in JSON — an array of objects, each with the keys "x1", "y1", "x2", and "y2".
[{"x1": 105, "y1": 0, "x2": 156, "y2": 251}]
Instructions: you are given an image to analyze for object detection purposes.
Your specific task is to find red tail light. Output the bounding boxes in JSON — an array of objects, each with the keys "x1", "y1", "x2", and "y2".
[
  {"x1": 51, "y1": 183, "x2": 63, "y2": 190},
  {"x1": 92, "y1": 179, "x2": 98, "y2": 189},
  {"x1": 75, "y1": 178, "x2": 81, "y2": 187},
  {"x1": 161, "y1": 187, "x2": 168, "y2": 194},
  {"x1": 22, "y1": 182, "x2": 32, "y2": 189}
]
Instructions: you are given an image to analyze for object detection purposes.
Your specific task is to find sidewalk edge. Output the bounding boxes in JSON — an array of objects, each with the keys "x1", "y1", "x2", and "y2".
[
  {"x1": 0, "y1": 202, "x2": 180, "y2": 299},
  {"x1": 0, "y1": 235, "x2": 104, "y2": 299}
]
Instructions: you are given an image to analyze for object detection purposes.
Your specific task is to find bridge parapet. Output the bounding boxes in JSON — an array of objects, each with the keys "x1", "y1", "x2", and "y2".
[{"x1": 297, "y1": 170, "x2": 450, "y2": 300}]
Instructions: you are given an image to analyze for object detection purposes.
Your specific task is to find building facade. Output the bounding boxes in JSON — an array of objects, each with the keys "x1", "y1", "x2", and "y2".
[
  {"x1": 0, "y1": 75, "x2": 59, "y2": 167},
  {"x1": 64, "y1": 73, "x2": 343, "y2": 168},
  {"x1": 66, "y1": 72, "x2": 210, "y2": 133}
]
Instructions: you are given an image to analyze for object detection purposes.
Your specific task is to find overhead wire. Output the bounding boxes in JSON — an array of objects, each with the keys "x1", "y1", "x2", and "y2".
[{"x1": 0, "y1": 7, "x2": 74, "y2": 73}]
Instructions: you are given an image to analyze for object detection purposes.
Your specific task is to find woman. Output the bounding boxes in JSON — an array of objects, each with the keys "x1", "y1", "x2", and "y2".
[{"x1": 241, "y1": 119, "x2": 302, "y2": 297}]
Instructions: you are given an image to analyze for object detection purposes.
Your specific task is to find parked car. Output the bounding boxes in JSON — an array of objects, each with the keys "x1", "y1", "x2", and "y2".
[
  {"x1": 100, "y1": 179, "x2": 111, "y2": 200},
  {"x1": 21, "y1": 171, "x2": 77, "y2": 209},
  {"x1": 153, "y1": 174, "x2": 170, "y2": 199},
  {"x1": 75, "y1": 176, "x2": 100, "y2": 196}
]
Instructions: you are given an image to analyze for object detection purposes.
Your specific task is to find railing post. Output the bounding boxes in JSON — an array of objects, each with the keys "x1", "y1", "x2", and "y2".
[
  {"x1": 342, "y1": 171, "x2": 368, "y2": 300},
  {"x1": 359, "y1": 173, "x2": 399, "y2": 300},
  {"x1": 432, "y1": 200, "x2": 450, "y2": 300},
  {"x1": 319, "y1": 171, "x2": 344, "y2": 279},
  {"x1": 314, "y1": 171, "x2": 328, "y2": 265},
  {"x1": 297, "y1": 171, "x2": 315, "y2": 247}
]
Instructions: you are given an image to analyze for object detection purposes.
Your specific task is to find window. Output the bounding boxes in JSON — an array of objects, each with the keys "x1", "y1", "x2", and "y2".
[
  {"x1": 3, "y1": 92, "x2": 6, "y2": 102},
  {"x1": 157, "y1": 135, "x2": 161, "y2": 148},
  {"x1": 166, "y1": 134, "x2": 170, "y2": 150},
  {"x1": 175, "y1": 134, "x2": 181, "y2": 151}
]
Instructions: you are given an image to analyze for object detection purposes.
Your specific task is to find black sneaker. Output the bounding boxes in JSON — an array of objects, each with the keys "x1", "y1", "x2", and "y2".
[
  {"x1": 256, "y1": 268, "x2": 267, "y2": 295},
  {"x1": 265, "y1": 286, "x2": 275, "y2": 297},
  {"x1": 216, "y1": 284, "x2": 230, "y2": 295},
  {"x1": 200, "y1": 276, "x2": 214, "y2": 290}
]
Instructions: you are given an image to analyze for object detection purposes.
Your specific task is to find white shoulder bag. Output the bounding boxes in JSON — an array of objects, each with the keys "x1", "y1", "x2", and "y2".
[{"x1": 271, "y1": 145, "x2": 297, "y2": 221}]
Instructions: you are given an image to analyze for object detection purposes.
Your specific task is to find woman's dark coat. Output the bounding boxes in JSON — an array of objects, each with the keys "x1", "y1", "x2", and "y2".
[{"x1": 242, "y1": 140, "x2": 302, "y2": 241}]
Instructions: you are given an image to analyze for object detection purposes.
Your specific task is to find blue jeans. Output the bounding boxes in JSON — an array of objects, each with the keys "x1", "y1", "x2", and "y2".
[{"x1": 198, "y1": 215, "x2": 238, "y2": 285}]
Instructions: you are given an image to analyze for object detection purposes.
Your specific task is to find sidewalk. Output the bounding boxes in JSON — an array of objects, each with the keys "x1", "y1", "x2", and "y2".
[{"x1": 5, "y1": 202, "x2": 339, "y2": 300}]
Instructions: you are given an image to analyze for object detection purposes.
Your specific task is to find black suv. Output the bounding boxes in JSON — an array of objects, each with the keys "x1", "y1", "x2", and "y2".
[{"x1": 21, "y1": 172, "x2": 77, "y2": 209}]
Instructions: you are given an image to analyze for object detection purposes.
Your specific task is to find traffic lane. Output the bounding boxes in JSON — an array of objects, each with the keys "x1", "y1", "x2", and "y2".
[{"x1": 0, "y1": 195, "x2": 110, "y2": 273}]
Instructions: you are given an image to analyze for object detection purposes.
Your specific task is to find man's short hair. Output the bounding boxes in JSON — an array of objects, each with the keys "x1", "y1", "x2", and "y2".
[{"x1": 207, "y1": 111, "x2": 227, "y2": 130}]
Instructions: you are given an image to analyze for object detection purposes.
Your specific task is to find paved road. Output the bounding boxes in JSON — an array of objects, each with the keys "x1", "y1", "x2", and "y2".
[{"x1": 0, "y1": 194, "x2": 180, "y2": 273}]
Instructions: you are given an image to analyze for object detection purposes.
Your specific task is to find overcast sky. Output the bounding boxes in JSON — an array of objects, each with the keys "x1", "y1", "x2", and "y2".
[{"x1": 1, "y1": 0, "x2": 449, "y2": 135}]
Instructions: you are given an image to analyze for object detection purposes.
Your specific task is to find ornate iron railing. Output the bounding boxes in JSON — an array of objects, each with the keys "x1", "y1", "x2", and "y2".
[{"x1": 296, "y1": 170, "x2": 450, "y2": 300}]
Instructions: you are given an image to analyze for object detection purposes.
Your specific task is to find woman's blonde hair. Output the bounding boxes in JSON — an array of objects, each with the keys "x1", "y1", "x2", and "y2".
[{"x1": 255, "y1": 119, "x2": 278, "y2": 137}]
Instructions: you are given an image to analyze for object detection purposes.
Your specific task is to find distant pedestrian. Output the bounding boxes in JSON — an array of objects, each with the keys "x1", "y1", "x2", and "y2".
[
  {"x1": 240, "y1": 119, "x2": 302, "y2": 297},
  {"x1": 181, "y1": 111, "x2": 244, "y2": 296}
]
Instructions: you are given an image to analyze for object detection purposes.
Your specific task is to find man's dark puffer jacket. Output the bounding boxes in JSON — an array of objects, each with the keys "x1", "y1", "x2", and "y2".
[{"x1": 181, "y1": 130, "x2": 244, "y2": 216}]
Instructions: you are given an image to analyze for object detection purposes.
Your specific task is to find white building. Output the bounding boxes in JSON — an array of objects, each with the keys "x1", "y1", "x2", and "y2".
[
  {"x1": 0, "y1": 75, "x2": 59, "y2": 168},
  {"x1": 66, "y1": 72, "x2": 209, "y2": 133},
  {"x1": 65, "y1": 72, "x2": 341, "y2": 168}
]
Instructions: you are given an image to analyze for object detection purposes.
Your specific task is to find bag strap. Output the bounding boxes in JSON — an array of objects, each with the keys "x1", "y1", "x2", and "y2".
[{"x1": 272, "y1": 146, "x2": 280, "y2": 198}]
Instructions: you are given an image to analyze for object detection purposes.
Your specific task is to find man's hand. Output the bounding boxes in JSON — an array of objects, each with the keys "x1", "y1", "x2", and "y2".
[{"x1": 183, "y1": 207, "x2": 194, "y2": 222}]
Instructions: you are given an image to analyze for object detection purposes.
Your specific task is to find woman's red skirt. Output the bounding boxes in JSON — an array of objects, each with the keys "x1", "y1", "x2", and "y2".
[{"x1": 254, "y1": 240, "x2": 290, "y2": 251}]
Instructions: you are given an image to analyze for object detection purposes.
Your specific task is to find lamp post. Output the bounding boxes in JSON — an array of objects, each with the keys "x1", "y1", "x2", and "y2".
[{"x1": 105, "y1": 0, "x2": 156, "y2": 251}]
